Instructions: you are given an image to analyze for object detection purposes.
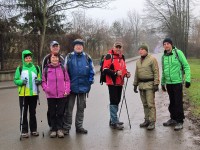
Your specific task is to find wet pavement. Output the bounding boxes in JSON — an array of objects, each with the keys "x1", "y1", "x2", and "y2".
[{"x1": 0, "y1": 53, "x2": 199, "y2": 150}]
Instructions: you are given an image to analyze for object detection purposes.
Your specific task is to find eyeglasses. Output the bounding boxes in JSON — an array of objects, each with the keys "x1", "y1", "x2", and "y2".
[{"x1": 52, "y1": 44, "x2": 59, "y2": 48}]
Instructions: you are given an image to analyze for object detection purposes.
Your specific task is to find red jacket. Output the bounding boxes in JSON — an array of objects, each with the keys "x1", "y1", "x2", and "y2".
[{"x1": 103, "y1": 49, "x2": 127, "y2": 86}]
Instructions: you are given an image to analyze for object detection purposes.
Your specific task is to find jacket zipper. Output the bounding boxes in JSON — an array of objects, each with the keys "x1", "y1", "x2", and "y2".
[
  {"x1": 169, "y1": 56, "x2": 172, "y2": 83},
  {"x1": 55, "y1": 68, "x2": 58, "y2": 97}
]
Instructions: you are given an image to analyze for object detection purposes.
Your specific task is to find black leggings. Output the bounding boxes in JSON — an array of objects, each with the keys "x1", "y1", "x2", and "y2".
[{"x1": 108, "y1": 85, "x2": 123, "y2": 105}]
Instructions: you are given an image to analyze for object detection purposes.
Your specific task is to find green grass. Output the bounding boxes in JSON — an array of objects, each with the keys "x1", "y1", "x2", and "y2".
[{"x1": 187, "y1": 59, "x2": 200, "y2": 117}]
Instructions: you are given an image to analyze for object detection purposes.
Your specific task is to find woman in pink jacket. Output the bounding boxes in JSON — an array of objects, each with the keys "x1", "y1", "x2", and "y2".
[{"x1": 42, "y1": 53, "x2": 70, "y2": 138}]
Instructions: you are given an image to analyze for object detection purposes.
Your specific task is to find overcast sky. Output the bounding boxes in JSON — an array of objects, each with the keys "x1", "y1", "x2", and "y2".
[{"x1": 85, "y1": 0, "x2": 145, "y2": 25}]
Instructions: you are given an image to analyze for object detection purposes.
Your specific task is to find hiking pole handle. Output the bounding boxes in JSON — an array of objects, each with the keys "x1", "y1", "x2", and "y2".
[{"x1": 35, "y1": 77, "x2": 40, "y2": 105}]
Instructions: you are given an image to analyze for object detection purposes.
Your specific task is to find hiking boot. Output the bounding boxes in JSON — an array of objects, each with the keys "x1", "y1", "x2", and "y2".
[
  {"x1": 110, "y1": 123, "x2": 124, "y2": 130},
  {"x1": 57, "y1": 130, "x2": 64, "y2": 138},
  {"x1": 174, "y1": 123, "x2": 183, "y2": 131},
  {"x1": 147, "y1": 122, "x2": 155, "y2": 130},
  {"x1": 140, "y1": 120, "x2": 150, "y2": 128},
  {"x1": 76, "y1": 128, "x2": 88, "y2": 134},
  {"x1": 21, "y1": 133, "x2": 29, "y2": 138},
  {"x1": 109, "y1": 120, "x2": 124, "y2": 126},
  {"x1": 50, "y1": 131, "x2": 57, "y2": 138},
  {"x1": 63, "y1": 129, "x2": 69, "y2": 135},
  {"x1": 31, "y1": 131, "x2": 39, "y2": 136},
  {"x1": 163, "y1": 119, "x2": 177, "y2": 126}
]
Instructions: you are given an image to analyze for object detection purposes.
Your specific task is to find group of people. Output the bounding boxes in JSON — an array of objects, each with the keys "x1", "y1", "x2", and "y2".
[{"x1": 14, "y1": 37, "x2": 191, "y2": 139}]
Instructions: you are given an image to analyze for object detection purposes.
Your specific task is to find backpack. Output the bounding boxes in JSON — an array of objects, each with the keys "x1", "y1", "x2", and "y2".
[
  {"x1": 44, "y1": 64, "x2": 65, "y2": 81},
  {"x1": 99, "y1": 53, "x2": 125, "y2": 85},
  {"x1": 19, "y1": 65, "x2": 40, "y2": 75},
  {"x1": 174, "y1": 48, "x2": 185, "y2": 75}
]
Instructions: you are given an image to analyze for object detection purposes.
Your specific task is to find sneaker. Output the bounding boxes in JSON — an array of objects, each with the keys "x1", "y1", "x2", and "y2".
[
  {"x1": 109, "y1": 120, "x2": 124, "y2": 126},
  {"x1": 76, "y1": 128, "x2": 88, "y2": 134},
  {"x1": 140, "y1": 120, "x2": 150, "y2": 128},
  {"x1": 147, "y1": 122, "x2": 155, "y2": 130},
  {"x1": 21, "y1": 133, "x2": 29, "y2": 138},
  {"x1": 110, "y1": 123, "x2": 124, "y2": 130},
  {"x1": 31, "y1": 131, "x2": 39, "y2": 136},
  {"x1": 57, "y1": 130, "x2": 64, "y2": 138},
  {"x1": 174, "y1": 123, "x2": 183, "y2": 131},
  {"x1": 50, "y1": 131, "x2": 57, "y2": 138},
  {"x1": 63, "y1": 129, "x2": 69, "y2": 135},
  {"x1": 163, "y1": 119, "x2": 177, "y2": 126}
]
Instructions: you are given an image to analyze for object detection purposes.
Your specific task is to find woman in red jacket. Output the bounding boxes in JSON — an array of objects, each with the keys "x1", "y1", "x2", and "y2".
[{"x1": 103, "y1": 42, "x2": 131, "y2": 130}]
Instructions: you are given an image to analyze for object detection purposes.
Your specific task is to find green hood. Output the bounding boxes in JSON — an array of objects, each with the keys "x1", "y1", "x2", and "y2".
[{"x1": 22, "y1": 50, "x2": 33, "y2": 67}]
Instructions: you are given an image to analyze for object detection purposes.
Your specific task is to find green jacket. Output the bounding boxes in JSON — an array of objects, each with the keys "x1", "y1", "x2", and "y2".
[
  {"x1": 161, "y1": 47, "x2": 191, "y2": 85},
  {"x1": 14, "y1": 50, "x2": 42, "y2": 96},
  {"x1": 133, "y1": 54, "x2": 160, "y2": 90}
]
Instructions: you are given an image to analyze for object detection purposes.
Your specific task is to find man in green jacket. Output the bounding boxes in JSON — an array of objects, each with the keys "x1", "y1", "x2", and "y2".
[
  {"x1": 161, "y1": 38, "x2": 191, "y2": 131},
  {"x1": 133, "y1": 44, "x2": 160, "y2": 130}
]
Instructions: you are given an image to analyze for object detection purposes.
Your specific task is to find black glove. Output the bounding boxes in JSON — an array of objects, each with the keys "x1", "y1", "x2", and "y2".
[
  {"x1": 134, "y1": 85, "x2": 138, "y2": 93},
  {"x1": 35, "y1": 79, "x2": 41, "y2": 85},
  {"x1": 154, "y1": 85, "x2": 159, "y2": 92},
  {"x1": 22, "y1": 79, "x2": 28, "y2": 85},
  {"x1": 185, "y1": 82, "x2": 191, "y2": 88},
  {"x1": 161, "y1": 85, "x2": 166, "y2": 92}
]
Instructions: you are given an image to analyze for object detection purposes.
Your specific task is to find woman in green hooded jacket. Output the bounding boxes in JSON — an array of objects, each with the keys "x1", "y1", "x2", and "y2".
[{"x1": 14, "y1": 50, "x2": 42, "y2": 138}]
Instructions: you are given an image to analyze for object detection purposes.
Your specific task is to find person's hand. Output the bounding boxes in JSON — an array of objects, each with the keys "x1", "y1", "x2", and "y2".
[
  {"x1": 116, "y1": 70, "x2": 122, "y2": 76},
  {"x1": 64, "y1": 92, "x2": 70, "y2": 97},
  {"x1": 161, "y1": 85, "x2": 166, "y2": 92},
  {"x1": 22, "y1": 78, "x2": 28, "y2": 85},
  {"x1": 154, "y1": 85, "x2": 159, "y2": 92},
  {"x1": 35, "y1": 79, "x2": 41, "y2": 85},
  {"x1": 126, "y1": 72, "x2": 131, "y2": 78},
  {"x1": 134, "y1": 85, "x2": 138, "y2": 93},
  {"x1": 185, "y1": 82, "x2": 191, "y2": 88}
]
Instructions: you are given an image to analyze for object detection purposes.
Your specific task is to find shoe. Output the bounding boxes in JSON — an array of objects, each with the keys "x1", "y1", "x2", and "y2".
[
  {"x1": 140, "y1": 120, "x2": 150, "y2": 128},
  {"x1": 174, "y1": 123, "x2": 183, "y2": 131},
  {"x1": 163, "y1": 119, "x2": 177, "y2": 126},
  {"x1": 63, "y1": 129, "x2": 69, "y2": 135},
  {"x1": 57, "y1": 130, "x2": 64, "y2": 138},
  {"x1": 109, "y1": 120, "x2": 124, "y2": 126},
  {"x1": 21, "y1": 133, "x2": 29, "y2": 138},
  {"x1": 31, "y1": 131, "x2": 39, "y2": 136},
  {"x1": 147, "y1": 122, "x2": 155, "y2": 130},
  {"x1": 110, "y1": 123, "x2": 124, "y2": 130},
  {"x1": 76, "y1": 128, "x2": 88, "y2": 134},
  {"x1": 50, "y1": 131, "x2": 57, "y2": 138}
]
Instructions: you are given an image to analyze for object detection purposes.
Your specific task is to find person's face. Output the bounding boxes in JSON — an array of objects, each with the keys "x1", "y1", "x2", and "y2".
[
  {"x1": 24, "y1": 56, "x2": 32, "y2": 63},
  {"x1": 113, "y1": 45, "x2": 122, "y2": 54},
  {"x1": 50, "y1": 55, "x2": 59, "y2": 65},
  {"x1": 163, "y1": 42, "x2": 172, "y2": 51},
  {"x1": 74, "y1": 44, "x2": 83, "y2": 53},
  {"x1": 138, "y1": 48, "x2": 148, "y2": 56},
  {"x1": 50, "y1": 44, "x2": 60, "y2": 54}
]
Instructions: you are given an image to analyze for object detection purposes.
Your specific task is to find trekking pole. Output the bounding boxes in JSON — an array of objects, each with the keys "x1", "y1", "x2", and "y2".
[
  {"x1": 35, "y1": 77, "x2": 44, "y2": 138},
  {"x1": 119, "y1": 78, "x2": 128, "y2": 118},
  {"x1": 20, "y1": 78, "x2": 27, "y2": 141}
]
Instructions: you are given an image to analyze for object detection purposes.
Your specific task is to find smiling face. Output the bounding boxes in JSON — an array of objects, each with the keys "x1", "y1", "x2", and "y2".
[
  {"x1": 74, "y1": 44, "x2": 83, "y2": 53},
  {"x1": 50, "y1": 54, "x2": 59, "y2": 66},
  {"x1": 113, "y1": 45, "x2": 122, "y2": 54},
  {"x1": 24, "y1": 55, "x2": 32, "y2": 63},
  {"x1": 50, "y1": 44, "x2": 60, "y2": 54}
]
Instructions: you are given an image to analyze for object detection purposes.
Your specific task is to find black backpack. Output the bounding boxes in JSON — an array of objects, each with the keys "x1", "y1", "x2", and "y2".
[
  {"x1": 44, "y1": 64, "x2": 65, "y2": 81},
  {"x1": 99, "y1": 54, "x2": 114, "y2": 85}
]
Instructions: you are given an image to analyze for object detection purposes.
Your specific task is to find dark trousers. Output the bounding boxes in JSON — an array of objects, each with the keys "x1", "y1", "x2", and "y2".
[
  {"x1": 166, "y1": 83, "x2": 185, "y2": 123},
  {"x1": 19, "y1": 96, "x2": 38, "y2": 133},
  {"x1": 47, "y1": 106, "x2": 51, "y2": 127},
  {"x1": 108, "y1": 85, "x2": 123, "y2": 106},
  {"x1": 47, "y1": 98, "x2": 65, "y2": 131}
]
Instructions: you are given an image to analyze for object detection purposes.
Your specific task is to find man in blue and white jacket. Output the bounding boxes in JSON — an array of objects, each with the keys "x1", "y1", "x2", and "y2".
[{"x1": 63, "y1": 39, "x2": 95, "y2": 134}]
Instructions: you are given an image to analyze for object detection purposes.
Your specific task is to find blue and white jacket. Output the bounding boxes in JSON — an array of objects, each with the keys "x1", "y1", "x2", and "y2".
[{"x1": 65, "y1": 51, "x2": 95, "y2": 94}]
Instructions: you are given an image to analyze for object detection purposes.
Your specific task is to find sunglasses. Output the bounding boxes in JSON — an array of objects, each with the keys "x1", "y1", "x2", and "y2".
[{"x1": 115, "y1": 45, "x2": 122, "y2": 49}]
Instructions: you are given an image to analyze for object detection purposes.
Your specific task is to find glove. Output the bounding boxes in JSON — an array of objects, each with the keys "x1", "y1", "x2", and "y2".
[
  {"x1": 161, "y1": 85, "x2": 166, "y2": 92},
  {"x1": 35, "y1": 79, "x2": 41, "y2": 85},
  {"x1": 134, "y1": 85, "x2": 138, "y2": 93},
  {"x1": 22, "y1": 79, "x2": 27, "y2": 85},
  {"x1": 154, "y1": 85, "x2": 159, "y2": 92},
  {"x1": 185, "y1": 82, "x2": 190, "y2": 88}
]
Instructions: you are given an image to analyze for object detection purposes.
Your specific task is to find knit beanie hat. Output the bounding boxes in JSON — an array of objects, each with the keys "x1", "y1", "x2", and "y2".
[
  {"x1": 138, "y1": 44, "x2": 148, "y2": 51},
  {"x1": 163, "y1": 38, "x2": 173, "y2": 45},
  {"x1": 73, "y1": 39, "x2": 84, "y2": 47}
]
